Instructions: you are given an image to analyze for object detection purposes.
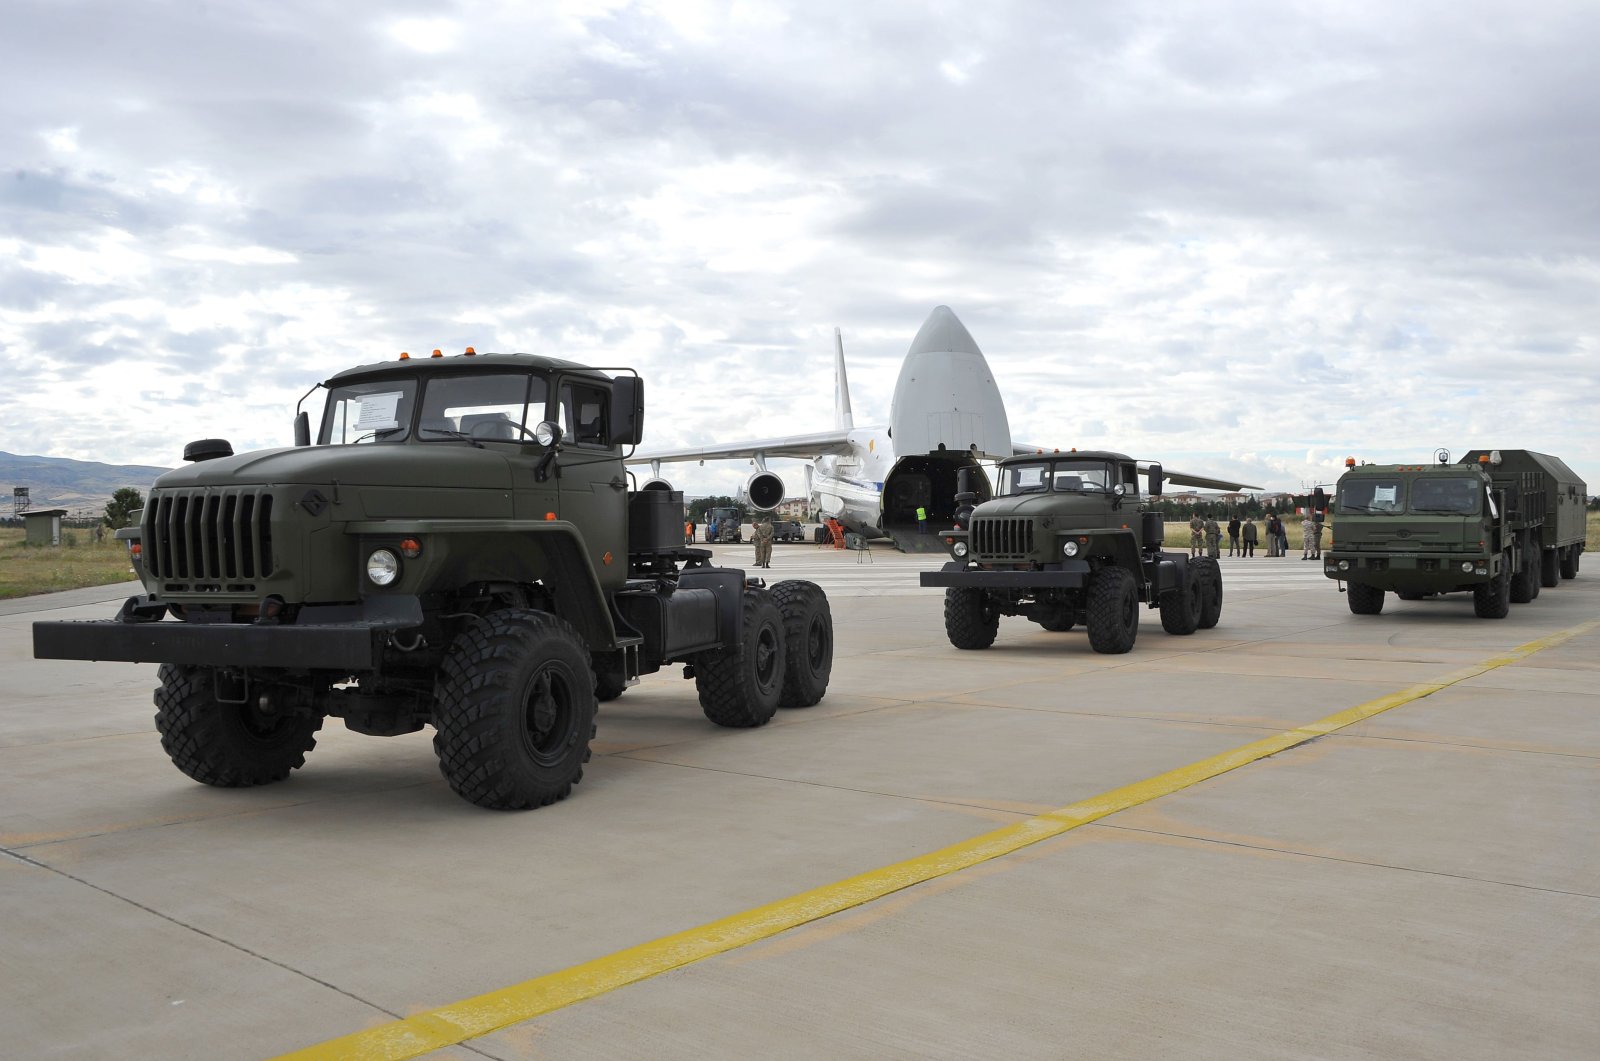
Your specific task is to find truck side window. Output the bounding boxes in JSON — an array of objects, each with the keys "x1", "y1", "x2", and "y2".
[{"x1": 558, "y1": 382, "x2": 611, "y2": 447}]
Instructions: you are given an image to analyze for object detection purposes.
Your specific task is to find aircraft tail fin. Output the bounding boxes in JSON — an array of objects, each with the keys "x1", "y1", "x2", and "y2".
[{"x1": 834, "y1": 327, "x2": 854, "y2": 432}]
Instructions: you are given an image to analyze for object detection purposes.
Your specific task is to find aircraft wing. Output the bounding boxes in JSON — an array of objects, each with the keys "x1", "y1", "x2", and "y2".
[
  {"x1": 626, "y1": 429, "x2": 855, "y2": 465},
  {"x1": 1011, "y1": 443, "x2": 1261, "y2": 491},
  {"x1": 1150, "y1": 465, "x2": 1263, "y2": 492}
]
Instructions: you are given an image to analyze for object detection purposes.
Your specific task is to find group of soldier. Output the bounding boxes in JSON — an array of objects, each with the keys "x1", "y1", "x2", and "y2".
[
  {"x1": 1189, "y1": 512, "x2": 1325, "y2": 559},
  {"x1": 686, "y1": 514, "x2": 775, "y2": 568}
]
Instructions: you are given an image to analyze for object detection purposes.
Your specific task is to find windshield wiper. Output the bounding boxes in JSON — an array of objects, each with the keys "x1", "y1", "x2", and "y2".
[
  {"x1": 351, "y1": 427, "x2": 405, "y2": 444},
  {"x1": 419, "y1": 427, "x2": 485, "y2": 448}
]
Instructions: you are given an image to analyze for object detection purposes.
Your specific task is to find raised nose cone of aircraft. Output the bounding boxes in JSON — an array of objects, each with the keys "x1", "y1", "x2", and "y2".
[
  {"x1": 906, "y1": 304, "x2": 984, "y2": 357},
  {"x1": 890, "y1": 306, "x2": 1012, "y2": 458}
]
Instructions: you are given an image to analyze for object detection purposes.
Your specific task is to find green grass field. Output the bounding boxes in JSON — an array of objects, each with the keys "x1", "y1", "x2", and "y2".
[{"x1": 0, "y1": 527, "x2": 138, "y2": 600}]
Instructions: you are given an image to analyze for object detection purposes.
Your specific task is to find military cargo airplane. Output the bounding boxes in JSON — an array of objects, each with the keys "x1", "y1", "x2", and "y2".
[{"x1": 629, "y1": 306, "x2": 1257, "y2": 552}]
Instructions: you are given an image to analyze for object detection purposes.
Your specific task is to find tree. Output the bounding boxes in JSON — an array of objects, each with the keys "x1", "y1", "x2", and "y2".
[{"x1": 104, "y1": 487, "x2": 144, "y2": 530}]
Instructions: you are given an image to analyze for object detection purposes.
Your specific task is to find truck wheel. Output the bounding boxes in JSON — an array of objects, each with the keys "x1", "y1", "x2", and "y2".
[
  {"x1": 153, "y1": 664, "x2": 322, "y2": 787},
  {"x1": 696, "y1": 588, "x2": 787, "y2": 727},
  {"x1": 1541, "y1": 547, "x2": 1561, "y2": 588},
  {"x1": 1510, "y1": 546, "x2": 1538, "y2": 603},
  {"x1": 1034, "y1": 607, "x2": 1074, "y2": 632},
  {"x1": 433, "y1": 610, "x2": 597, "y2": 809},
  {"x1": 944, "y1": 588, "x2": 999, "y2": 649},
  {"x1": 1159, "y1": 568, "x2": 1202, "y2": 635},
  {"x1": 1191, "y1": 557, "x2": 1223, "y2": 629},
  {"x1": 1346, "y1": 582, "x2": 1384, "y2": 615},
  {"x1": 592, "y1": 654, "x2": 628, "y2": 702},
  {"x1": 1086, "y1": 568, "x2": 1139, "y2": 654},
  {"x1": 771, "y1": 580, "x2": 833, "y2": 707},
  {"x1": 1473, "y1": 561, "x2": 1510, "y2": 619},
  {"x1": 1560, "y1": 546, "x2": 1580, "y2": 579}
]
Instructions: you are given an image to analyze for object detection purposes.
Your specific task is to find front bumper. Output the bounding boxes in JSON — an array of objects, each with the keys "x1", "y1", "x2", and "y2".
[
  {"x1": 1322, "y1": 552, "x2": 1492, "y2": 591},
  {"x1": 33, "y1": 595, "x2": 424, "y2": 671},
  {"x1": 920, "y1": 558, "x2": 1092, "y2": 590}
]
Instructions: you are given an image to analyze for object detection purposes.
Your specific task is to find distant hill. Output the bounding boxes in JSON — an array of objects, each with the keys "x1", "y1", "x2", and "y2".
[{"x1": 2, "y1": 451, "x2": 172, "y2": 517}]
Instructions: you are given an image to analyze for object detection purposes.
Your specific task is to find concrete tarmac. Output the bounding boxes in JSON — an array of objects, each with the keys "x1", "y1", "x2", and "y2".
[{"x1": 2, "y1": 547, "x2": 1596, "y2": 1059}]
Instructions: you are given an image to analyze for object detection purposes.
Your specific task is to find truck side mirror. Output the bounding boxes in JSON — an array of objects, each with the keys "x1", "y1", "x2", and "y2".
[
  {"x1": 294, "y1": 411, "x2": 311, "y2": 447},
  {"x1": 609, "y1": 376, "x2": 645, "y2": 446},
  {"x1": 1147, "y1": 463, "x2": 1163, "y2": 497}
]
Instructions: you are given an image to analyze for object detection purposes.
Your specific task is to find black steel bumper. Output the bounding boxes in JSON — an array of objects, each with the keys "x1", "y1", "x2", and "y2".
[
  {"x1": 920, "y1": 559, "x2": 1091, "y2": 590},
  {"x1": 33, "y1": 596, "x2": 424, "y2": 671}
]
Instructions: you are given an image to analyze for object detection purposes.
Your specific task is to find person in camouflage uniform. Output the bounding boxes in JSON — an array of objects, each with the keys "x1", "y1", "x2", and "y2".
[
  {"x1": 1203, "y1": 515, "x2": 1221, "y2": 558},
  {"x1": 753, "y1": 515, "x2": 774, "y2": 568},
  {"x1": 1188, "y1": 512, "x2": 1204, "y2": 558}
]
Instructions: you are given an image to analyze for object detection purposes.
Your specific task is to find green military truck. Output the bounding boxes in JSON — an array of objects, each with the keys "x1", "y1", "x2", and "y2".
[
  {"x1": 34, "y1": 350, "x2": 834, "y2": 809},
  {"x1": 919, "y1": 451, "x2": 1222, "y2": 654},
  {"x1": 1324, "y1": 449, "x2": 1585, "y2": 618}
]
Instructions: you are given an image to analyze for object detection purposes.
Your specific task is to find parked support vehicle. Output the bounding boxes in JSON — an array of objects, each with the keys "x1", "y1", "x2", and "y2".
[
  {"x1": 920, "y1": 451, "x2": 1222, "y2": 654},
  {"x1": 34, "y1": 350, "x2": 834, "y2": 809},
  {"x1": 1323, "y1": 448, "x2": 1585, "y2": 617}
]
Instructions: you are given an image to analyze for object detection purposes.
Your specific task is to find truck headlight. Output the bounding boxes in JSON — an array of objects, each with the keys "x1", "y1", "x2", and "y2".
[
  {"x1": 1337, "y1": 560, "x2": 1349, "y2": 571},
  {"x1": 952, "y1": 541, "x2": 968, "y2": 557},
  {"x1": 1460, "y1": 561, "x2": 1473, "y2": 573},
  {"x1": 1062, "y1": 541, "x2": 1079, "y2": 557},
  {"x1": 366, "y1": 548, "x2": 401, "y2": 586}
]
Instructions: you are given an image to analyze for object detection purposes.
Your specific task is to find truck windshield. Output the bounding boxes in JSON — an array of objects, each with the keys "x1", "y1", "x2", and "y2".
[
  {"x1": 418, "y1": 372, "x2": 548, "y2": 442},
  {"x1": 1408, "y1": 476, "x2": 1481, "y2": 515},
  {"x1": 319, "y1": 380, "x2": 418, "y2": 444},
  {"x1": 1337, "y1": 478, "x2": 1405, "y2": 514},
  {"x1": 1001, "y1": 461, "x2": 1114, "y2": 495}
]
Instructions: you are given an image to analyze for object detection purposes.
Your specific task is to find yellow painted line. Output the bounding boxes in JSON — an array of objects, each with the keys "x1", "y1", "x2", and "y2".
[{"x1": 276, "y1": 617, "x2": 1600, "y2": 1061}]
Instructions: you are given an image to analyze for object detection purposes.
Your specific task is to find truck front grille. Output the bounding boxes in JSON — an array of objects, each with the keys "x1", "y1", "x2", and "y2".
[
  {"x1": 143, "y1": 489, "x2": 276, "y2": 581},
  {"x1": 971, "y1": 517, "x2": 1035, "y2": 559}
]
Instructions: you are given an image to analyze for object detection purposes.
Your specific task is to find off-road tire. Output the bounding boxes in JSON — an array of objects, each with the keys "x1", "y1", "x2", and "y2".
[
  {"x1": 433, "y1": 610, "x2": 597, "y2": 810},
  {"x1": 1034, "y1": 607, "x2": 1075, "y2": 632},
  {"x1": 1473, "y1": 560, "x2": 1510, "y2": 619},
  {"x1": 1540, "y1": 547, "x2": 1561, "y2": 588},
  {"x1": 1159, "y1": 568, "x2": 1202, "y2": 635},
  {"x1": 593, "y1": 654, "x2": 628, "y2": 702},
  {"x1": 696, "y1": 588, "x2": 787, "y2": 727},
  {"x1": 1086, "y1": 567, "x2": 1139, "y2": 654},
  {"x1": 1347, "y1": 581, "x2": 1385, "y2": 615},
  {"x1": 1192, "y1": 557, "x2": 1223, "y2": 629},
  {"x1": 153, "y1": 664, "x2": 322, "y2": 787},
  {"x1": 1560, "y1": 546, "x2": 1580, "y2": 580},
  {"x1": 944, "y1": 588, "x2": 999, "y2": 650},
  {"x1": 772, "y1": 580, "x2": 833, "y2": 707},
  {"x1": 1510, "y1": 543, "x2": 1539, "y2": 603}
]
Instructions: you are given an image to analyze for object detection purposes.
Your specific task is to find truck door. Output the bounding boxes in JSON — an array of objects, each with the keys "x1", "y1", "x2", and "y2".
[{"x1": 552, "y1": 376, "x2": 629, "y2": 590}]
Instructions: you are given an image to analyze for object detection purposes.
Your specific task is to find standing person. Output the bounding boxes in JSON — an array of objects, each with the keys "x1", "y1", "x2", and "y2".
[
  {"x1": 708, "y1": 515, "x2": 719, "y2": 543},
  {"x1": 1204, "y1": 514, "x2": 1221, "y2": 558},
  {"x1": 1188, "y1": 512, "x2": 1204, "y2": 558},
  {"x1": 1304, "y1": 514, "x2": 1325, "y2": 560},
  {"x1": 1226, "y1": 515, "x2": 1241, "y2": 556},
  {"x1": 1279, "y1": 517, "x2": 1291, "y2": 558},
  {"x1": 916, "y1": 505, "x2": 928, "y2": 534},
  {"x1": 753, "y1": 514, "x2": 775, "y2": 569},
  {"x1": 1241, "y1": 517, "x2": 1258, "y2": 557},
  {"x1": 1264, "y1": 514, "x2": 1278, "y2": 556}
]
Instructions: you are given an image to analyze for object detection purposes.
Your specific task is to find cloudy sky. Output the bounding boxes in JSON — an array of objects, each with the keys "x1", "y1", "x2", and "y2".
[{"x1": 3, "y1": 0, "x2": 1597, "y2": 496}]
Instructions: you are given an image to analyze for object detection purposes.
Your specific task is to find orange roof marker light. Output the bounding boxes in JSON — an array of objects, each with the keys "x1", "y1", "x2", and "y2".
[
  {"x1": 1345, "y1": 457, "x2": 1356, "y2": 467},
  {"x1": 431, "y1": 349, "x2": 444, "y2": 358},
  {"x1": 399, "y1": 351, "x2": 410, "y2": 360},
  {"x1": 1478, "y1": 454, "x2": 1491, "y2": 464},
  {"x1": 464, "y1": 346, "x2": 476, "y2": 356},
  {"x1": 545, "y1": 512, "x2": 558, "y2": 521}
]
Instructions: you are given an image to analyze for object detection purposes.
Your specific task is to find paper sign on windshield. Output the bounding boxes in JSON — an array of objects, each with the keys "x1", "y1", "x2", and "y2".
[{"x1": 355, "y1": 392, "x2": 402, "y2": 430}]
